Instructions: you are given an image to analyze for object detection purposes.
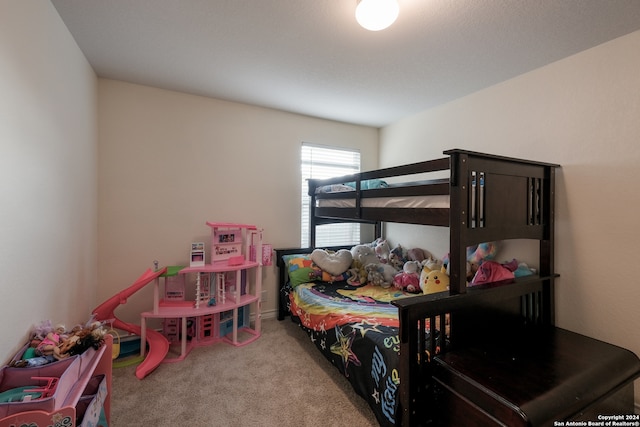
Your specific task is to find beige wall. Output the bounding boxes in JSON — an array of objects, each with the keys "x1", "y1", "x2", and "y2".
[
  {"x1": 98, "y1": 80, "x2": 378, "y2": 324},
  {"x1": 0, "y1": 2, "x2": 98, "y2": 362},
  {"x1": 380, "y1": 30, "x2": 640, "y2": 404}
]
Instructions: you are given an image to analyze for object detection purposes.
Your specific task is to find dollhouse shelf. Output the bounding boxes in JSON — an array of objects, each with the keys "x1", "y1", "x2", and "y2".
[
  {"x1": 140, "y1": 222, "x2": 263, "y2": 364},
  {"x1": 180, "y1": 260, "x2": 260, "y2": 273}
]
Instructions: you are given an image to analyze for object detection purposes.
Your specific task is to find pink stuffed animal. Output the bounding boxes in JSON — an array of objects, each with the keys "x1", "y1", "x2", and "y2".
[
  {"x1": 470, "y1": 259, "x2": 517, "y2": 285},
  {"x1": 393, "y1": 260, "x2": 421, "y2": 293}
]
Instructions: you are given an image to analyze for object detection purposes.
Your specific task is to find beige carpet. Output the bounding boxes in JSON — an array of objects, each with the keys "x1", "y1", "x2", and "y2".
[{"x1": 110, "y1": 318, "x2": 379, "y2": 426}]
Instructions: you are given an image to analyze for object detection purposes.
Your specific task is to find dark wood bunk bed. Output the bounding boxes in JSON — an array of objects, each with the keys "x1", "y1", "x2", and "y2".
[{"x1": 276, "y1": 149, "x2": 640, "y2": 426}]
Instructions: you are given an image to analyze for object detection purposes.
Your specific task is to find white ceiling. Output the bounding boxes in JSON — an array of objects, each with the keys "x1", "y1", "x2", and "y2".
[{"x1": 51, "y1": 0, "x2": 640, "y2": 127}]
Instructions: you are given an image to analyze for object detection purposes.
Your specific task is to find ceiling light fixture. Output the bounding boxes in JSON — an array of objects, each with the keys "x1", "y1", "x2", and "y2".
[{"x1": 355, "y1": 0, "x2": 399, "y2": 31}]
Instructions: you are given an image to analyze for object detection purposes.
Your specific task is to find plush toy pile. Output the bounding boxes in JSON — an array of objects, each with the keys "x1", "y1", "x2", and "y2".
[
  {"x1": 311, "y1": 238, "x2": 450, "y2": 295},
  {"x1": 307, "y1": 238, "x2": 535, "y2": 296},
  {"x1": 10, "y1": 319, "x2": 107, "y2": 368}
]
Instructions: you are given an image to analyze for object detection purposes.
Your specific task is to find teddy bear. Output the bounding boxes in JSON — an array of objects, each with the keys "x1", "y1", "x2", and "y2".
[{"x1": 392, "y1": 260, "x2": 421, "y2": 293}]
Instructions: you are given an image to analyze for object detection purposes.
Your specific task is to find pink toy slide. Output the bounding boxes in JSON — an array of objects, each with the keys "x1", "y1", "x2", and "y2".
[{"x1": 92, "y1": 268, "x2": 170, "y2": 379}]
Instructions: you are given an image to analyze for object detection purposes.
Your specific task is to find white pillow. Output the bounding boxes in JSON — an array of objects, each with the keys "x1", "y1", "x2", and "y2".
[{"x1": 310, "y1": 249, "x2": 353, "y2": 276}]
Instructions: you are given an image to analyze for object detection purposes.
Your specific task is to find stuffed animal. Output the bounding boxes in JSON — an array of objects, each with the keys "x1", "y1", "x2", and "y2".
[
  {"x1": 346, "y1": 260, "x2": 368, "y2": 285},
  {"x1": 422, "y1": 257, "x2": 443, "y2": 271},
  {"x1": 407, "y1": 248, "x2": 429, "y2": 263},
  {"x1": 444, "y1": 242, "x2": 499, "y2": 282},
  {"x1": 393, "y1": 260, "x2": 421, "y2": 293},
  {"x1": 348, "y1": 243, "x2": 377, "y2": 285},
  {"x1": 365, "y1": 263, "x2": 397, "y2": 288},
  {"x1": 350, "y1": 244, "x2": 379, "y2": 266},
  {"x1": 466, "y1": 242, "x2": 498, "y2": 264},
  {"x1": 470, "y1": 260, "x2": 514, "y2": 285},
  {"x1": 374, "y1": 239, "x2": 391, "y2": 264},
  {"x1": 419, "y1": 264, "x2": 450, "y2": 294},
  {"x1": 351, "y1": 243, "x2": 399, "y2": 287},
  {"x1": 388, "y1": 244, "x2": 407, "y2": 270}
]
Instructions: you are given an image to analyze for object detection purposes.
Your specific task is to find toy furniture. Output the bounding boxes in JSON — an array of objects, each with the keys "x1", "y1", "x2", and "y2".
[
  {"x1": 0, "y1": 335, "x2": 112, "y2": 427},
  {"x1": 141, "y1": 222, "x2": 263, "y2": 363},
  {"x1": 276, "y1": 149, "x2": 640, "y2": 426}
]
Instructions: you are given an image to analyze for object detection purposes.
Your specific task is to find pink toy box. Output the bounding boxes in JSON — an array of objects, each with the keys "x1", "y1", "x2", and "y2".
[{"x1": 0, "y1": 348, "x2": 93, "y2": 419}]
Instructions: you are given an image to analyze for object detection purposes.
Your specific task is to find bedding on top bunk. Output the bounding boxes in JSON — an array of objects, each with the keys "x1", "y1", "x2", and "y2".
[{"x1": 314, "y1": 178, "x2": 451, "y2": 210}]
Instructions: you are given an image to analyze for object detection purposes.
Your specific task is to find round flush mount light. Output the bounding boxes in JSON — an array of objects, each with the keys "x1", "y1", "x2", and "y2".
[{"x1": 355, "y1": 0, "x2": 399, "y2": 31}]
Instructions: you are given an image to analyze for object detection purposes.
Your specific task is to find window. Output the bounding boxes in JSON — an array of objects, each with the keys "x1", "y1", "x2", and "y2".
[{"x1": 301, "y1": 143, "x2": 361, "y2": 247}]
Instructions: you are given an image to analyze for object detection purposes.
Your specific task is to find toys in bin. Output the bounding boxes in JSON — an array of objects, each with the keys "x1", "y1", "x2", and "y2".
[{"x1": 9, "y1": 319, "x2": 107, "y2": 368}]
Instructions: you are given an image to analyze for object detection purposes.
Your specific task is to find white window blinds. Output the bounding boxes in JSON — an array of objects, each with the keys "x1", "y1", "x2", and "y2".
[{"x1": 301, "y1": 143, "x2": 361, "y2": 247}]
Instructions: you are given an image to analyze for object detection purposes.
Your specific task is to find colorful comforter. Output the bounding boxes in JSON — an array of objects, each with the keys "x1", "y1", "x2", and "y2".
[{"x1": 287, "y1": 280, "x2": 422, "y2": 426}]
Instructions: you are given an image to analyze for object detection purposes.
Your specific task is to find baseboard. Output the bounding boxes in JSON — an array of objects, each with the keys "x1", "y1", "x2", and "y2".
[
  {"x1": 260, "y1": 309, "x2": 277, "y2": 320},
  {"x1": 250, "y1": 308, "x2": 277, "y2": 323}
]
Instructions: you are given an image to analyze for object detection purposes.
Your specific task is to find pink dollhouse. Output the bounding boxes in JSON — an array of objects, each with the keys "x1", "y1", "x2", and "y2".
[{"x1": 140, "y1": 222, "x2": 263, "y2": 362}]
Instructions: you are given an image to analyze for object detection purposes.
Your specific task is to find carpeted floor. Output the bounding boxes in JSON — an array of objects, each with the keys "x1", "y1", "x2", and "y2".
[{"x1": 110, "y1": 318, "x2": 379, "y2": 426}]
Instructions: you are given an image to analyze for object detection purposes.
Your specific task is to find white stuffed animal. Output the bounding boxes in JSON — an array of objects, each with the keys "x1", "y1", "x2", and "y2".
[
  {"x1": 365, "y1": 263, "x2": 397, "y2": 288},
  {"x1": 374, "y1": 239, "x2": 391, "y2": 264},
  {"x1": 351, "y1": 244, "x2": 398, "y2": 287},
  {"x1": 350, "y1": 245, "x2": 379, "y2": 266}
]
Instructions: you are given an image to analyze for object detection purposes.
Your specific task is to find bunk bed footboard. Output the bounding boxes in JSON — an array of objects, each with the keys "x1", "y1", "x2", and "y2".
[{"x1": 393, "y1": 278, "x2": 640, "y2": 427}]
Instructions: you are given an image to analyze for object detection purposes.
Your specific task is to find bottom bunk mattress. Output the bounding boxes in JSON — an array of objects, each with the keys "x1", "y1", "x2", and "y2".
[{"x1": 286, "y1": 280, "x2": 444, "y2": 427}]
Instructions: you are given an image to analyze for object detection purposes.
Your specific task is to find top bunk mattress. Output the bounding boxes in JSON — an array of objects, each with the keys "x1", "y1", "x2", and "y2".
[{"x1": 317, "y1": 194, "x2": 450, "y2": 209}]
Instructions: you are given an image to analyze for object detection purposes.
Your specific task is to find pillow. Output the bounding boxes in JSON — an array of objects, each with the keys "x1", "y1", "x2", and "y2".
[
  {"x1": 344, "y1": 179, "x2": 389, "y2": 190},
  {"x1": 310, "y1": 249, "x2": 352, "y2": 276},
  {"x1": 315, "y1": 184, "x2": 354, "y2": 194},
  {"x1": 282, "y1": 254, "x2": 349, "y2": 287},
  {"x1": 314, "y1": 180, "x2": 389, "y2": 194}
]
